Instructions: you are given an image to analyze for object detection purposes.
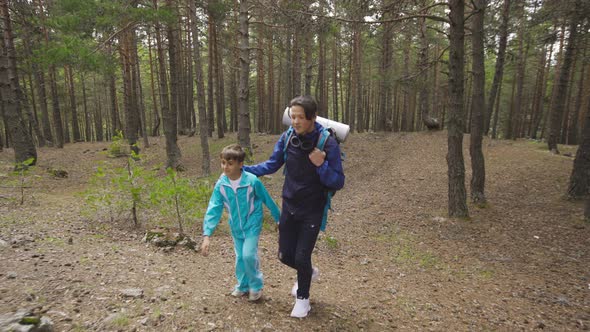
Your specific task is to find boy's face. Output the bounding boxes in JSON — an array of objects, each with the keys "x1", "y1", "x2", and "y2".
[
  {"x1": 221, "y1": 158, "x2": 243, "y2": 180},
  {"x1": 290, "y1": 105, "x2": 315, "y2": 136}
]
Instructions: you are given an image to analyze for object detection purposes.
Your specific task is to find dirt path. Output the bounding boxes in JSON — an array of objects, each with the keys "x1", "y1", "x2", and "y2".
[{"x1": 1, "y1": 132, "x2": 588, "y2": 331}]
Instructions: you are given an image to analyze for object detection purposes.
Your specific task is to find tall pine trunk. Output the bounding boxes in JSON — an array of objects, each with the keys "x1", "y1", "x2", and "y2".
[
  {"x1": 256, "y1": 23, "x2": 266, "y2": 132},
  {"x1": 548, "y1": 10, "x2": 580, "y2": 153},
  {"x1": 0, "y1": 0, "x2": 36, "y2": 165},
  {"x1": 567, "y1": 98, "x2": 590, "y2": 199},
  {"x1": 65, "y1": 66, "x2": 81, "y2": 142},
  {"x1": 447, "y1": 0, "x2": 468, "y2": 218},
  {"x1": 189, "y1": 0, "x2": 210, "y2": 176},
  {"x1": 159, "y1": 0, "x2": 181, "y2": 169},
  {"x1": 237, "y1": 0, "x2": 251, "y2": 152},
  {"x1": 567, "y1": 46, "x2": 586, "y2": 145},
  {"x1": 470, "y1": 0, "x2": 486, "y2": 204},
  {"x1": 81, "y1": 73, "x2": 91, "y2": 141},
  {"x1": 485, "y1": 0, "x2": 510, "y2": 135}
]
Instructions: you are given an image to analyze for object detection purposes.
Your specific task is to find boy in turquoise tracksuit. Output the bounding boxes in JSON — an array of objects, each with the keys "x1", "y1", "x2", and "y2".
[{"x1": 201, "y1": 144, "x2": 280, "y2": 301}]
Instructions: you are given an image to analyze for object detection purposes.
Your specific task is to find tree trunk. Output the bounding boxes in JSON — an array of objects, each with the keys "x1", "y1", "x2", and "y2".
[
  {"x1": 292, "y1": 27, "x2": 301, "y2": 97},
  {"x1": 189, "y1": 0, "x2": 210, "y2": 176},
  {"x1": 332, "y1": 23, "x2": 340, "y2": 122},
  {"x1": 485, "y1": 0, "x2": 510, "y2": 135},
  {"x1": 567, "y1": 99, "x2": 590, "y2": 199},
  {"x1": 317, "y1": 23, "x2": 327, "y2": 117},
  {"x1": 542, "y1": 23, "x2": 566, "y2": 140},
  {"x1": 32, "y1": 56, "x2": 52, "y2": 145},
  {"x1": 133, "y1": 37, "x2": 149, "y2": 148},
  {"x1": 230, "y1": 6, "x2": 239, "y2": 132},
  {"x1": 37, "y1": 0, "x2": 63, "y2": 148},
  {"x1": 21, "y1": 19, "x2": 47, "y2": 147},
  {"x1": 159, "y1": 0, "x2": 181, "y2": 169},
  {"x1": 186, "y1": 12, "x2": 195, "y2": 135},
  {"x1": 119, "y1": 23, "x2": 140, "y2": 154},
  {"x1": 65, "y1": 65, "x2": 82, "y2": 142},
  {"x1": 209, "y1": 15, "x2": 224, "y2": 139},
  {"x1": 447, "y1": 0, "x2": 469, "y2": 218},
  {"x1": 470, "y1": 0, "x2": 486, "y2": 204},
  {"x1": 417, "y1": 10, "x2": 439, "y2": 131},
  {"x1": 0, "y1": 0, "x2": 36, "y2": 165},
  {"x1": 351, "y1": 21, "x2": 361, "y2": 132},
  {"x1": 147, "y1": 27, "x2": 160, "y2": 136},
  {"x1": 530, "y1": 45, "x2": 548, "y2": 138},
  {"x1": 92, "y1": 75, "x2": 103, "y2": 142},
  {"x1": 548, "y1": 12, "x2": 579, "y2": 153},
  {"x1": 377, "y1": 12, "x2": 392, "y2": 132},
  {"x1": 304, "y1": 29, "x2": 312, "y2": 96},
  {"x1": 237, "y1": 0, "x2": 251, "y2": 152},
  {"x1": 207, "y1": 15, "x2": 215, "y2": 137},
  {"x1": 256, "y1": 24, "x2": 265, "y2": 132},
  {"x1": 568, "y1": 47, "x2": 586, "y2": 145},
  {"x1": 401, "y1": 33, "x2": 411, "y2": 132},
  {"x1": 81, "y1": 73, "x2": 91, "y2": 141},
  {"x1": 267, "y1": 32, "x2": 277, "y2": 133},
  {"x1": 511, "y1": 6, "x2": 529, "y2": 139}
]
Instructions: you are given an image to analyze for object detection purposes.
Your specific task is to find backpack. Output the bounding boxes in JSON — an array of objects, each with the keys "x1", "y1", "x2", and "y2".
[{"x1": 282, "y1": 126, "x2": 344, "y2": 231}]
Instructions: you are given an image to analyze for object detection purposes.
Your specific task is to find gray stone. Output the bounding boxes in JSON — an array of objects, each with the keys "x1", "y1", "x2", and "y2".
[
  {"x1": 121, "y1": 288, "x2": 144, "y2": 298},
  {"x1": 0, "y1": 309, "x2": 53, "y2": 332}
]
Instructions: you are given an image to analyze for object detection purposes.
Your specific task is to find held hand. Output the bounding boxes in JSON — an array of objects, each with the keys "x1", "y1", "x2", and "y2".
[
  {"x1": 308, "y1": 148, "x2": 326, "y2": 167},
  {"x1": 201, "y1": 236, "x2": 210, "y2": 256}
]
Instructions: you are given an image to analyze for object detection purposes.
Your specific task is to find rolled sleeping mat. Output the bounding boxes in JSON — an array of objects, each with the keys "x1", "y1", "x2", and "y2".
[{"x1": 282, "y1": 107, "x2": 350, "y2": 143}]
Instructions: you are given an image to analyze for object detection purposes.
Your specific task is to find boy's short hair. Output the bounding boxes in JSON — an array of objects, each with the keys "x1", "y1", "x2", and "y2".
[
  {"x1": 290, "y1": 95, "x2": 317, "y2": 120},
  {"x1": 220, "y1": 144, "x2": 245, "y2": 162}
]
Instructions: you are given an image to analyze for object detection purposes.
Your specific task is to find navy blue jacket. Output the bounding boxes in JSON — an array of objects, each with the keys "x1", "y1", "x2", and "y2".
[{"x1": 243, "y1": 123, "x2": 345, "y2": 216}]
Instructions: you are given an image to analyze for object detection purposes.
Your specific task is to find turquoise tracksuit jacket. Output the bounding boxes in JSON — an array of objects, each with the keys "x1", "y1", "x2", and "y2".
[{"x1": 203, "y1": 171, "x2": 280, "y2": 239}]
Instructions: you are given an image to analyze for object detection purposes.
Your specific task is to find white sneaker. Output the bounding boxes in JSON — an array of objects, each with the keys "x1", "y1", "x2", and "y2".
[
  {"x1": 290, "y1": 267, "x2": 319, "y2": 297},
  {"x1": 231, "y1": 289, "x2": 247, "y2": 297},
  {"x1": 290, "y1": 298, "x2": 311, "y2": 318},
  {"x1": 248, "y1": 289, "x2": 262, "y2": 301}
]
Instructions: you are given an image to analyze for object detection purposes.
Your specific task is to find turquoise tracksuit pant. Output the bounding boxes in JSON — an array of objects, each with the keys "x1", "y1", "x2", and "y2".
[{"x1": 233, "y1": 235, "x2": 263, "y2": 292}]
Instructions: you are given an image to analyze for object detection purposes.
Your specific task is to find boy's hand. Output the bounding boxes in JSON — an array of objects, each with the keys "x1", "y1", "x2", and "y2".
[
  {"x1": 309, "y1": 148, "x2": 326, "y2": 167},
  {"x1": 201, "y1": 236, "x2": 210, "y2": 256}
]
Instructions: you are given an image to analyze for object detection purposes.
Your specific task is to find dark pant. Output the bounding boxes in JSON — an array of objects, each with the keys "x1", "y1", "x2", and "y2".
[{"x1": 278, "y1": 204, "x2": 323, "y2": 299}]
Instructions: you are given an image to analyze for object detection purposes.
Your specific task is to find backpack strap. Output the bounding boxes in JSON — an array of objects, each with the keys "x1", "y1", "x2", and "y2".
[
  {"x1": 316, "y1": 127, "x2": 331, "y2": 151},
  {"x1": 282, "y1": 127, "x2": 295, "y2": 175}
]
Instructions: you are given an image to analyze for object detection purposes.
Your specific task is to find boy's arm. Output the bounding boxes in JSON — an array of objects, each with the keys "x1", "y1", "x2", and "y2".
[
  {"x1": 254, "y1": 177, "x2": 281, "y2": 223},
  {"x1": 202, "y1": 184, "x2": 224, "y2": 237},
  {"x1": 316, "y1": 137, "x2": 345, "y2": 190},
  {"x1": 242, "y1": 134, "x2": 286, "y2": 176}
]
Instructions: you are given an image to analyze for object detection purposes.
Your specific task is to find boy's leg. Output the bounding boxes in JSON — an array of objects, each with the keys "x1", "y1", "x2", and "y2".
[
  {"x1": 278, "y1": 209, "x2": 298, "y2": 269},
  {"x1": 232, "y1": 236, "x2": 249, "y2": 292},
  {"x1": 293, "y1": 211, "x2": 322, "y2": 299},
  {"x1": 242, "y1": 235, "x2": 263, "y2": 292}
]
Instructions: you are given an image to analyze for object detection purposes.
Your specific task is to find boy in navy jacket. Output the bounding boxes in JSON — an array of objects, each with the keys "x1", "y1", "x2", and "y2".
[{"x1": 244, "y1": 96, "x2": 345, "y2": 317}]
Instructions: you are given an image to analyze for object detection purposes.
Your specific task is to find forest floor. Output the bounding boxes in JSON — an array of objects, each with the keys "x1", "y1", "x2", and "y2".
[{"x1": 0, "y1": 130, "x2": 588, "y2": 332}]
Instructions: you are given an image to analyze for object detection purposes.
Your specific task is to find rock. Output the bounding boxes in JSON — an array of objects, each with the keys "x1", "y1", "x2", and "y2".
[
  {"x1": 46, "y1": 167, "x2": 68, "y2": 178},
  {"x1": 0, "y1": 309, "x2": 54, "y2": 332},
  {"x1": 121, "y1": 288, "x2": 144, "y2": 299},
  {"x1": 0, "y1": 239, "x2": 8, "y2": 248},
  {"x1": 178, "y1": 237, "x2": 197, "y2": 251}
]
